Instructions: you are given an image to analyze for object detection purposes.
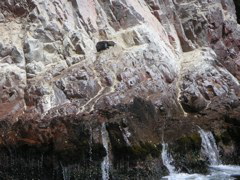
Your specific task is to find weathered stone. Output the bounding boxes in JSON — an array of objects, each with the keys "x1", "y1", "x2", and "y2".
[
  {"x1": 11, "y1": 46, "x2": 24, "y2": 64},
  {"x1": 0, "y1": 0, "x2": 240, "y2": 178},
  {"x1": 0, "y1": 13, "x2": 5, "y2": 22}
]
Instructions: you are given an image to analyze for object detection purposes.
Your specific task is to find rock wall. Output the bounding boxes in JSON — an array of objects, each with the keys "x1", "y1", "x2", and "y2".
[
  {"x1": 0, "y1": 0, "x2": 239, "y2": 120},
  {"x1": 0, "y1": 0, "x2": 240, "y2": 179}
]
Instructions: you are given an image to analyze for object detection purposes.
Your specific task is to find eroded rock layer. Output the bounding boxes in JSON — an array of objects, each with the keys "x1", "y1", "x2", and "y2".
[{"x1": 0, "y1": 0, "x2": 240, "y2": 179}]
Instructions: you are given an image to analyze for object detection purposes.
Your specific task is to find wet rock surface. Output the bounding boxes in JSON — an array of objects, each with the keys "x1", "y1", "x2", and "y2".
[
  {"x1": 0, "y1": 0, "x2": 240, "y2": 179},
  {"x1": 0, "y1": 99, "x2": 239, "y2": 179}
]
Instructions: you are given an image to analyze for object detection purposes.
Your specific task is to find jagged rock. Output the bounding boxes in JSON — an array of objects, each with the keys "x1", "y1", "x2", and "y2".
[
  {"x1": 24, "y1": 39, "x2": 44, "y2": 63},
  {"x1": 0, "y1": 13, "x2": 5, "y2": 22},
  {"x1": 0, "y1": 0, "x2": 35, "y2": 17},
  {"x1": 3, "y1": 0, "x2": 239, "y2": 118},
  {"x1": 11, "y1": 46, "x2": 25, "y2": 64},
  {"x1": 0, "y1": 0, "x2": 240, "y2": 178}
]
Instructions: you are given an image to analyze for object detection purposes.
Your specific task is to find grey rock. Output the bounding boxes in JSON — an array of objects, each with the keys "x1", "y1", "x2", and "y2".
[
  {"x1": 0, "y1": 13, "x2": 5, "y2": 23},
  {"x1": 0, "y1": 0, "x2": 239, "y2": 119},
  {"x1": 11, "y1": 46, "x2": 25, "y2": 64}
]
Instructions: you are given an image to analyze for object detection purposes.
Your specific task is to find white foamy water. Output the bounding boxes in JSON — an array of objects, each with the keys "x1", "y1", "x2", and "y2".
[
  {"x1": 61, "y1": 165, "x2": 71, "y2": 180},
  {"x1": 161, "y1": 143, "x2": 176, "y2": 174},
  {"x1": 162, "y1": 172, "x2": 235, "y2": 180},
  {"x1": 101, "y1": 123, "x2": 110, "y2": 180},
  {"x1": 210, "y1": 165, "x2": 240, "y2": 176},
  {"x1": 162, "y1": 165, "x2": 240, "y2": 180},
  {"x1": 161, "y1": 128, "x2": 240, "y2": 180},
  {"x1": 120, "y1": 126, "x2": 131, "y2": 146}
]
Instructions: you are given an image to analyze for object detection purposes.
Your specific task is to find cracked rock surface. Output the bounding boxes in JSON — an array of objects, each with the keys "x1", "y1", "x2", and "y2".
[
  {"x1": 0, "y1": 0, "x2": 240, "y2": 179},
  {"x1": 0, "y1": 0, "x2": 239, "y2": 120}
]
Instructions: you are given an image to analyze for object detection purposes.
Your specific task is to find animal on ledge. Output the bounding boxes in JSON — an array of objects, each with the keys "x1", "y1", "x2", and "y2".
[{"x1": 96, "y1": 41, "x2": 116, "y2": 52}]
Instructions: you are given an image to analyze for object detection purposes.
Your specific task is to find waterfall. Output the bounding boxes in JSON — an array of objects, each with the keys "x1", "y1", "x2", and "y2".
[
  {"x1": 101, "y1": 123, "x2": 110, "y2": 180},
  {"x1": 61, "y1": 163, "x2": 71, "y2": 180},
  {"x1": 120, "y1": 126, "x2": 131, "y2": 146},
  {"x1": 161, "y1": 143, "x2": 176, "y2": 174},
  {"x1": 89, "y1": 126, "x2": 93, "y2": 162},
  {"x1": 89, "y1": 126, "x2": 93, "y2": 179},
  {"x1": 162, "y1": 128, "x2": 240, "y2": 179},
  {"x1": 198, "y1": 128, "x2": 221, "y2": 165}
]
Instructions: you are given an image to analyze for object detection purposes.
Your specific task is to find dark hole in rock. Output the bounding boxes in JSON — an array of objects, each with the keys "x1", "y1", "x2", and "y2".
[
  {"x1": 233, "y1": 0, "x2": 240, "y2": 24},
  {"x1": 4, "y1": 0, "x2": 36, "y2": 17},
  {"x1": 9, "y1": 91, "x2": 14, "y2": 97},
  {"x1": 76, "y1": 75, "x2": 88, "y2": 81},
  {"x1": 117, "y1": 74, "x2": 122, "y2": 81},
  {"x1": 146, "y1": 71, "x2": 152, "y2": 79},
  {"x1": 75, "y1": 44, "x2": 85, "y2": 55},
  {"x1": 96, "y1": 41, "x2": 116, "y2": 52}
]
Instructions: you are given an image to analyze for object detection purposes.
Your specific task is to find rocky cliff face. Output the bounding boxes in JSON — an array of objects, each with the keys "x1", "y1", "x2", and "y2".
[{"x1": 0, "y1": 0, "x2": 240, "y2": 179}]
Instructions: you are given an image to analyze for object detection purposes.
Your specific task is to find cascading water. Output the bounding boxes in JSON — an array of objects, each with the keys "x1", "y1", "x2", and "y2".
[
  {"x1": 120, "y1": 126, "x2": 131, "y2": 146},
  {"x1": 89, "y1": 126, "x2": 93, "y2": 163},
  {"x1": 198, "y1": 128, "x2": 221, "y2": 165},
  {"x1": 101, "y1": 123, "x2": 110, "y2": 180},
  {"x1": 161, "y1": 143, "x2": 176, "y2": 174},
  {"x1": 198, "y1": 128, "x2": 240, "y2": 178},
  {"x1": 162, "y1": 128, "x2": 240, "y2": 179},
  {"x1": 61, "y1": 163, "x2": 71, "y2": 180},
  {"x1": 89, "y1": 126, "x2": 93, "y2": 179}
]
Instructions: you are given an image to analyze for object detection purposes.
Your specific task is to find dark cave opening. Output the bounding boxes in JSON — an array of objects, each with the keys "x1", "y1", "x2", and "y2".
[{"x1": 233, "y1": 0, "x2": 240, "y2": 23}]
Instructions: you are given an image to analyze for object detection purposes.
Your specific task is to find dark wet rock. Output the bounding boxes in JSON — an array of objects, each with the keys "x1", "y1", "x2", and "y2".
[
  {"x1": 224, "y1": 114, "x2": 240, "y2": 126},
  {"x1": 231, "y1": 174, "x2": 240, "y2": 180},
  {"x1": 0, "y1": 98, "x2": 239, "y2": 178},
  {"x1": 233, "y1": 0, "x2": 240, "y2": 23},
  {"x1": 170, "y1": 133, "x2": 208, "y2": 174},
  {"x1": 0, "y1": 116, "x2": 106, "y2": 179},
  {"x1": 106, "y1": 122, "x2": 160, "y2": 162},
  {"x1": 0, "y1": 0, "x2": 35, "y2": 17}
]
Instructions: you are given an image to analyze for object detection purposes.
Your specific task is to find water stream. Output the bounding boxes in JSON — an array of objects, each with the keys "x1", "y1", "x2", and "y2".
[
  {"x1": 161, "y1": 143, "x2": 176, "y2": 174},
  {"x1": 120, "y1": 126, "x2": 131, "y2": 146},
  {"x1": 61, "y1": 163, "x2": 71, "y2": 180},
  {"x1": 89, "y1": 126, "x2": 93, "y2": 163},
  {"x1": 101, "y1": 123, "x2": 110, "y2": 180},
  {"x1": 198, "y1": 128, "x2": 221, "y2": 165},
  {"x1": 89, "y1": 126, "x2": 93, "y2": 179}
]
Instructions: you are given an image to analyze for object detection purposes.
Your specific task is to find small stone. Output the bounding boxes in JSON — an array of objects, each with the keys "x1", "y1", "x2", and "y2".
[
  {"x1": 11, "y1": 46, "x2": 24, "y2": 64},
  {"x1": 0, "y1": 13, "x2": 5, "y2": 23}
]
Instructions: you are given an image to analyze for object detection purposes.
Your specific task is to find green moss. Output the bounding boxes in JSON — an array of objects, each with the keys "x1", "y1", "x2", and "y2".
[
  {"x1": 111, "y1": 142, "x2": 160, "y2": 162},
  {"x1": 131, "y1": 145, "x2": 149, "y2": 160},
  {"x1": 106, "y1": 122, "x2": 160, "y2": 162},
  {"x1": 190, "y1": 134, "x2": 201, "y2": 145},
  {"x1": 174, "y1": 133, "x2": 201, "y2": 153},
  {"x1": 177, "y1": 136, "x2": 192, "y2": 146},
  {"x1": 140, "y1": 142, "x2": 160, "y2": 158},
  {"x1": 171, "y1": 133, "x2": 209, "y2": 174}
]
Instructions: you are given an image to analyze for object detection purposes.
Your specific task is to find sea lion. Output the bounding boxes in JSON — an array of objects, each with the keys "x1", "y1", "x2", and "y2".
[{"x1": 96, "y1": 41, "x2": 116, "y2": 52}]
